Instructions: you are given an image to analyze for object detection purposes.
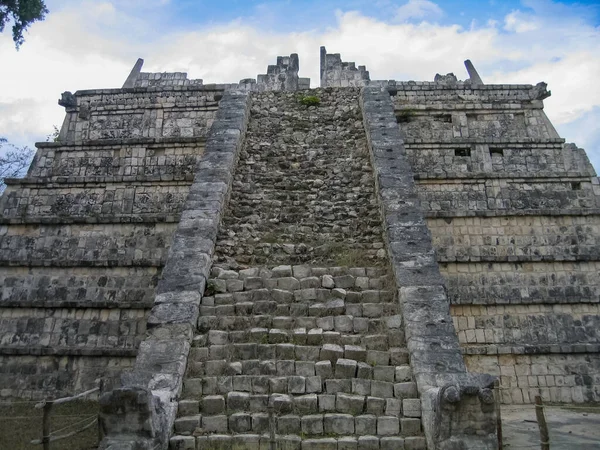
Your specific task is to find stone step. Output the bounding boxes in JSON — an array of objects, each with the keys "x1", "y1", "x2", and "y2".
[
  {"x1": 181, "y1": 375, "x2": 418, "y2": 402},
  {"x1": 189, "y1": 342, "x2": 408, "y2": 365},
  {"x1": 170, "y1": 433, "x2": 427, "y2": 450},
  {"x1": 206, "y1": 284, "x2": 394, "y2": 302},
  {"x1": 204, "y1": 288, "x2": 395, "y2": 305},
  {"x1": 173, "y1": 410, "x2": 423, "y2": 437},
  {"x1": 186, "y1": 361, "x2": 413, "y2": 383},
  {"x1": 193, "y1": 326, "x2": 403, "y2": 348},
  {"x1": 210, "y1": 266, "x2": 388, "y2": 279},
  {"x1": 197, "y1": 311, "x2": 402, "y2": 333}
]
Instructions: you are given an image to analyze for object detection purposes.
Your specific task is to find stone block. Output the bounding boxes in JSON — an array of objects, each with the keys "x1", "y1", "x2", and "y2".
[
  {"x1": 318, "y1": 394, "x2": 336, "y2": 412},
  {"x1": 404, "y1": 437, "x2": 427, "y2": 450},
  {"x1": 270, "y1": 394, "x2": 293, "y2": 414},
  {"x1": 334, "y1": 315, "x2": 354, "y2": 333},
  {"x1": 208, "y1": 435, "x2": 232, "y2": 449},
  {"x1": 302, "y1": 439, "x2": 337, "y2": 450},
  {"x1": 373, "y1": 366, "x2": 395, "y2": 382},
  {"x1": 394, "y1": 382, "x2": 418, "y2": 399},
  {"x1": 334, "y1": 275, "x2": 355, "y2": 288},
  {"x1": 322, "y1": 275, "x2": 335, "y2": 288},
  {"x1": 269, "y1": 377, "x2": 288, "y2": 394},
  {"x1": 233, "y1": 375, "x2": 252, "y2": 392},
  {"x1": 174, "y1": 415, "x2": 201, "y2": 434},
  {"x1": 252, "y1": 413, "x2": 269, "y2": 433},
  {"x1": 321, "y1": 344, "x2": 344, "y2": 362},
  {"x1": 326, "y1": 379, "x2": 351, "y2": 394},
  {"x1": 307, "y1": 328, "x2": 324, "y2": 345},
  {"x1": 316, "y1": 317, "x2": 334, "y2": 331},
  {"x1": 289, "y1": 376, "x2": 306, "y2": 394},
  {"x1": 234, "y1": 435, "x2": 261, "y2": 450},
  {"x1": 273, "y1": 265, "x2": 293, "y2": 277},
  {"x1": 202, "y1": 414, "x2": 228, "y2": 433},
  {"x1": 177, "y1": 399, "x2": 199, "y2": 416},
  {"x1": 371, "y1": 380, "x2": 394, "y2": 398},
  {"x1": 302, "y1": 414, "x2": 324, "y2": 435},
  {"x1": 395, "y1": 366, "x2": 412, "y2": 382},
  {"x1": 352, "y1": 378, "x2": 371, "y2": 396},
  {"x1": 377, "y1": 416, "x2": 399, "y2": 435},
  {"x1": 278, "y1": 277, "x2": 300, "y2": 290},
  {"x1": 357, "y1": 362, "x2": 373, "y2": 379},
  {"x1": 367, "y1": 351, "x2": 389, "y2": 366},
  {"x1": 366, "y1": 396, "x2": 385, "y2": 415},
  {"x1": 385, "y1": 398, "x2": 401, "y2": 417},
  {"x1": 306, "y1": 376, "x2": 323, "y2": 393},
  {"x1": 277, "y1": 360, "x2": 296, "y2": 376},
  {"x1": 201, "y1": 395, "x2": 225, "y2": 415},
  {"x1": 249, "y1": 394, "x2": 268, "y2": 411},
  {"x1": 324, "y1": 413, "x2": 354, "y2": 435},
  {"x1": 297, "y1": 346, "x2": 321, "y2": 362},
  {"x1": 208, "y1": 330, "x2": 229, "y2": 345},
  {"x1": 229, "y1": 412, "x2": 252, "y2": 433},
  {"x1": 380, "y1": 437, "x2": 405, "y2": 450},
  {"x1": 345, "y1": 345, "x2": 367, "y2": 361},
  {"x1": 315, "y1": 360, "x2": 333, "y2": 379},
  {"x1": 295, "y1": 394, "x2": 319, "y2": 414},
  {"x1": 296, "y1": 361, "x2": 316, "y2": 376},
  {"x1": 300, "y1": 276, "x2": 321, "y2": 289},
  {"x1": 278, "y1": 435, "x2": 302, "y2": 450},
  {"x1": 355, "y1": 414, "x2": 377, "y2": 435},
  {"x1": 336, "y1": 393, "x2": 365, "y2": 415},
  {"x1": 206, "y1": 359, "x2": 227, "y2": 376},
  {"x1": 336, "y1": 358, "x2": 358, "y2": 378},
  {"x1": 338, "y1": 437, "x2": 358, "y2": 450},
  {"x1": 402, "y1": 399, "x2": 421, "y2": 418},
  {"x1": 169, "y1": 436, "x2": 195, "y2": 450},
  {"x1": 278, "y1": 414, "x2": 301, "y2": 434},
  {"x1": 401, "y1": 418, "x2": 421, "y2": 435},
  {"x1": 357, "y1": 436, "x2": 380, "y2": 450},
  {"x1": 227, "y1": 391, "x2": 249, "y2": 411}
]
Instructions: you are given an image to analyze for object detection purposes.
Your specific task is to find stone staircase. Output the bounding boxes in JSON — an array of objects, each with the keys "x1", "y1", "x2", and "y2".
[{"x1": 170, "y1": 266, "x2": 426, "y2": 449}]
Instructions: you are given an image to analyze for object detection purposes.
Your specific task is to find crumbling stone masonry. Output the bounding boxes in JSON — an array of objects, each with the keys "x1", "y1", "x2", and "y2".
[{"x1": 1, "y1": 50, "x2": 598, "y2": 450}]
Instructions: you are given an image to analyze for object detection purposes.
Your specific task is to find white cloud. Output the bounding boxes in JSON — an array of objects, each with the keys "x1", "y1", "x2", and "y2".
[
  {"x1": 394, "y1": 0, "x2": 443, "y2": 22},
  {"x1": 0, "y1": 0, "x2": 598, "y2": 170},
  {"x1": 504, "y1": 11, "x2": 539, "y2": 33}
]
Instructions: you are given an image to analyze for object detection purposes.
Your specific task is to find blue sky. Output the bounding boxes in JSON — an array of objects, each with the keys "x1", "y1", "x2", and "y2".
[{"x1": 1, "y1": 0, "x2": 599, "y2": 171}]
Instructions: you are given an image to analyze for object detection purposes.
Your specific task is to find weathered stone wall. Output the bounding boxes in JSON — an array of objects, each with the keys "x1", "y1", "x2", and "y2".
[
  {"x1": 392, "y1": 78, "x2": 600, "y2": 405},
  {"x1": 465, "y1": 353, "x2": 600, "y2": 404},
  {"x1": 0, "y1": 86, "x2": 222, "y2": 400},
  {"x1": 59, "y1": 87, "x2": 222, "y2": 142},
  {"x1": 214, "y1": 88, "x2": 387, "y2": 267},
  {"x1": 406, "y1": 142, "x2": 596, "y2": 178},
  {"x1": 428, "y1": 215, "x2": 600, "y2": 261},
  {"x1": 320, "y1": 47, "x2": 371, "y2": 88},
  {"x1": 417, "y1": 179, "x2": 599, "y2": 214},
  {"x1": 441, "y1": 261, "x2": 600, "y2": 305},
  {"x1": 0, "y1": 223, "x2": 176, "y2": 266},
  {"x1": 26, "y1": 141, "x2": 204, "y2": 180},
  {"x1": 1, "y1": 183, "x2": 191, "y2": 222},
  {"x1": 0, "y1": 266, "x2": 159, "y2": 308},
  {"x1": 0, "y1": 355, "x2": 135, "y2": 400}
]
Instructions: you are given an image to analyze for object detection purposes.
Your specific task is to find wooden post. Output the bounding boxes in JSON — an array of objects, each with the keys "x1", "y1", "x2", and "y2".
[
  {"x1": 494, "y1": 380, "x2": 503, "y2": 450},
  {"x1": 42, "y1": 401, "x2": 53, "y2": 450},
  {"x1": 534, "y1": 395, "x2": 550, "y2": 450}
]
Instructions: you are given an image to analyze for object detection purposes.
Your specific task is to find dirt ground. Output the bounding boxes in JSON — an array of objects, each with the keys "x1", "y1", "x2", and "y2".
[
  {"x1": 0, "y1": 400, "x2": 99, "y2": 450},
  {"x1": 501, "y1": 404, "x2": 600, "y2": 450}
]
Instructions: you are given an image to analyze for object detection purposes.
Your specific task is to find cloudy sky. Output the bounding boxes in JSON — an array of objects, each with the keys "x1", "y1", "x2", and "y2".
[{"x1": 1, "y1": 0, "x2": 599, "y2": 170}]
